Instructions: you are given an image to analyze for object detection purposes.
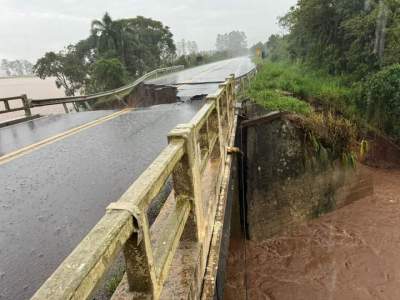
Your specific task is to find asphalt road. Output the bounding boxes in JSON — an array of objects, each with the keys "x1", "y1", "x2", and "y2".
[
  {"x1": 147, "y1": 56, "x2": 254, "y2": 85},
  {"x1": 0, "y1": 111, "x2": 113, "y2": 156},
  {"x1": 0, "y1": 57, "x2": 255, "y2": 300},
  {"x1": 147, "y1": 56, "x2": 255, "y2": 100},
  {"x1": 0, "y1": 103, "x2": 202, "y2": 300}
]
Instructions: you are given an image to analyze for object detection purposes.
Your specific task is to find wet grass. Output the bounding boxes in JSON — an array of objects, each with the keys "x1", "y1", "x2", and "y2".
[
  {"x1": 247, "y1": 59, "x2": 359, "y2": 162},
  {"x1": 247, "y1": 60, "x2": 357, "y2": 116},
  {"x1": 247, "y1": 88, "x2": 312, "y2": 115}
]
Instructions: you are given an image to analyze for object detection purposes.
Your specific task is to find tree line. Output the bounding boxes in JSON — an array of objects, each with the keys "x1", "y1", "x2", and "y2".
[
  {"x1": 34, "y1": 13, "x2": 249, "y2": 96},
  {"x1": 1, "y1": 59, "x2": 33, "y2": 77}
]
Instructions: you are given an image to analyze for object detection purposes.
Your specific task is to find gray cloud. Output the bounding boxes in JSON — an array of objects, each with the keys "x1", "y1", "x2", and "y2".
[{"x1": 0, "y1": 0, "x2": 296, "y2": 62}]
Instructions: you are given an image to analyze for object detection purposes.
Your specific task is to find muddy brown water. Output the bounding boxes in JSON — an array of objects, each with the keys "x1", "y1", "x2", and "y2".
[
  {"x1": 225, "y1": 167, "x2": 400, "y2": 300},
  {"x1": 0, "y1": 77, "x2": 71, "y2": 123}
]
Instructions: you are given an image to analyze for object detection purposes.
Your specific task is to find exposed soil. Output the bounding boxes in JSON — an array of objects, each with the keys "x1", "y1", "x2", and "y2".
[{"x1": 225, "y1": 167, "x2": 400, "y2": 300}]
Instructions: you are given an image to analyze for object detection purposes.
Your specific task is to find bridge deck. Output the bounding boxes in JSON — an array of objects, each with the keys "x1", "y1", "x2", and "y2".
[
  {"x1": 146, "y1": 56, "x2": 254, "y2": 100},
  {"x1": 146, "y1": 56, "x2": 254, "y2": 85},
  {"x1": 0, "y1": 111, "x2": 114, "y2": 156},
  {"x1": 0, "y1": 56, "x2": 254, "y2": 300},
  {"x1": 0, "y1": 103, "x2": 202, "y2": 300}
]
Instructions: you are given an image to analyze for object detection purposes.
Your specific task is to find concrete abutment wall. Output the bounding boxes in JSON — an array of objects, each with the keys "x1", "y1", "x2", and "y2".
[{"x1": 242, "y1": 103, "x2": 374, "y2": 241}]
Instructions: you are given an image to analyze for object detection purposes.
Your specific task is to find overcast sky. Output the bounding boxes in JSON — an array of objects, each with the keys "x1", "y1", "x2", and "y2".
[{"x1": 0, "y1": 0, "x2": 297, "y2": 62}]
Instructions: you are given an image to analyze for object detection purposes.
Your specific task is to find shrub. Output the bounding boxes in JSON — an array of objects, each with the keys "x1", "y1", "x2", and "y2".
[{"x1": 366, "y1": 64, "x2": 400, "y2": 141}]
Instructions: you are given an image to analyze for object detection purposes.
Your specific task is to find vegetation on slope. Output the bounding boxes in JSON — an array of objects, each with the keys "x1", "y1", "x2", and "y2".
[
  {"x1": 246, "y1": 61, "x2": 357, "y2": 163},
  {"x1": 251, "y1": 0, "x2": 400, "y2": 144},
  {"x1": 247, "y1": 61, "x2": 356, "y2": 115}
]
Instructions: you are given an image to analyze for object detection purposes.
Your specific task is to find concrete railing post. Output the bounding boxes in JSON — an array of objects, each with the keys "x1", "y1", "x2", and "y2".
[
  {"x1": 21, "y1": 94, "x2": 32, "y2": 117},
  {"x1": 124, "y1": 214, "x2": 157, "y2": 298},
  {"x1": 207, "y1": 96, "x2": 226, "y2": 170},
  {"x1": 168, "y1": 124, "x2": 205, "y2": 242}
]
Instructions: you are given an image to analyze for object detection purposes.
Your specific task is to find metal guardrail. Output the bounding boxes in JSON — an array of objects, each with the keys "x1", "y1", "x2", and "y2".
[
  {"x1": 0, "y1": 65, "x2": 184, "y2": 115},
  {"x1": 0, "y1": 94, "x2": 31, "y2": 116},
  {"x1": 29, "y1": 65, "x2": 184, "y2": 107},
  {"x1": 31, "y1": 67, "x2": 256, "y2": 300}
]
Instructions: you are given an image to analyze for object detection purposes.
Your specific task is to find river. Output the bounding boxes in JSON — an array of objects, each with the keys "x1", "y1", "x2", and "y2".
[
  {"x1": 0, "y1": 77, "x2": 69, "y2": 122},
  {"x1": 225, "y1": 167, "x2": 400, "y2": 300}
]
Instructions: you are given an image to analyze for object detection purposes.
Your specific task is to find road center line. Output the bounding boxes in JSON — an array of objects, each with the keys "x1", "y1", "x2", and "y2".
[{"x1": 0, "y1": 108, "x2": 132, "y2": 166}]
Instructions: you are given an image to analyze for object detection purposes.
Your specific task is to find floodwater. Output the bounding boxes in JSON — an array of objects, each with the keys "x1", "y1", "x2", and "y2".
[
  {"x1": 225, "y1": 167, "x2": 400, "y2": 300},
  {"x1": 0, "y1": 77, "x2": 69, "y2": 122}
]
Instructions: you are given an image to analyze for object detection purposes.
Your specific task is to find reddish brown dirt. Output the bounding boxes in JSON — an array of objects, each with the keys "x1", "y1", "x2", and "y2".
[{"x1": 225, "y1": 167, "x2": 400, "y2": 300}]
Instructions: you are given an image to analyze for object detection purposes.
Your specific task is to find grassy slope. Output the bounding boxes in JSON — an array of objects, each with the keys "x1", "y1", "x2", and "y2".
[
  {"x1": 246, "y1": 60, "x2": 359, "y2": 162},
  {"x1": 247, "y1": 60, "x2": 358, "y2": 117}
]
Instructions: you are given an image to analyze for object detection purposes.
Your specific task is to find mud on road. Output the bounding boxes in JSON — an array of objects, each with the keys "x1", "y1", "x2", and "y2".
[{"x1": 225, "y1": 167, "x2": 400, "y2": 300}]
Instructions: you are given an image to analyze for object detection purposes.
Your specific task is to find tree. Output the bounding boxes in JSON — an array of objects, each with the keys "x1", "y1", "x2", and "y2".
[
  {"x1": 365, "y1": 64, "x2": 400, "y2": 140},
  {"x1": 1, "y1": 59, "x2": 33, "y2": 76},
  {"x1": 215, "y1": 31, "x2": 248, "y2": 57},
  {"x1": 176, "y1": 39, "x2": 187, "y2": 56},
  {"x1": 91, "y1": 12, "x2": 121, "y2": 58},
  {"x1": 186, "y1": 41, "x2": 199, "y2": 54},
  {"x1": 118, "y1": 16, "x2": 176, "y2": 75},
  {"x1": 280, "y1": 0, "x2": 400, "y2": 77},
  {"x1": 87, "y1": 58, "x2": 128, "y2": 93},
  {"x1": 265, "y1": 35, "x2": 289, "y2": 61},
  {"x1": 34, "y1": 45, "x2": 88, "y2": 96},
  {"x1": 35, "y1": 13, "x2": 177, "y2": 96}
]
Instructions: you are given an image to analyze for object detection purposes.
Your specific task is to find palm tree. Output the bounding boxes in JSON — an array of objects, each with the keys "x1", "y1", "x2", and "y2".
[{"x1": 91, "y1": 13, "x2": 120, "y2": 56}]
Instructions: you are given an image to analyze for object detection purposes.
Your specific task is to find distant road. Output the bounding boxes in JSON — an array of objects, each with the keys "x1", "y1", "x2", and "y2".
[
  {"x1": 147, "y1": 56, "x2": 254, "y2": 85},
  {"x1": 147, "y1": 56, "x2": 255, "y2": 99},
  {"x1": 0, "y1": 57, "x2": 255, "y2": 300}
]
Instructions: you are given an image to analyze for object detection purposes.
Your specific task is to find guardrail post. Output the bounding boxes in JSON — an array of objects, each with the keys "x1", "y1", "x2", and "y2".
[
  {"x1": 21, "y1": 94, "x2": 32, "y2": 117},
  {"x1": 62, "y1": 103, "x2": 69, "y2": 113},
  {"x1": 168, "y1": 125, "x2": 205, "y2": 241},
  {"x1": 4, "y1": 100, "x2": 10, "y2": 111}
]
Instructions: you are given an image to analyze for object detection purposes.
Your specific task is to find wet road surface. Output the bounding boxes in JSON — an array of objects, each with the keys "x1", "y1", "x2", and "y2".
[
  {"x1": 225, "y1": 167, "x2": 400, "y2": 300},
  {"x1": 0, "y1": 57, "x2": 256, "y2": 300},
  {"x1": 146, "y1": 56, "x2": 255, "y2": 100},
  {"x1": 0, "y1": 103, "x2": 202, "y2": 300},
  {"x1": 0, "y1": 111, "x2": 113, "y2": 156},
  {"x1": 147, "y1": 56, "x2": 254, "y2": 85}
]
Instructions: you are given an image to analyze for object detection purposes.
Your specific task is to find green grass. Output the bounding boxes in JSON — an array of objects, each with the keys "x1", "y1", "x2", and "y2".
[
  {"x1": 246, "y1": 59, "x2": 360, "y2": 161},
  {"x1": 248, "y1": 89, "x2": 312, "y2": 115},
  {"x1": 247, "y1": 60, "x2": 357, "y2": 116}
]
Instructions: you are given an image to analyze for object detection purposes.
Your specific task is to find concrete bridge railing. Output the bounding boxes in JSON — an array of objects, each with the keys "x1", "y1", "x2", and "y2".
[{"x1": 31, "y1": 72, "x2": 246, "y2": 299}]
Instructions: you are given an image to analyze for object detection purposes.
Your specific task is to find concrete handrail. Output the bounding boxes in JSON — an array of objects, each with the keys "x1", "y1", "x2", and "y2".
[{"x1": 31, "y1": 73, "x2": 238, "y2": 300}]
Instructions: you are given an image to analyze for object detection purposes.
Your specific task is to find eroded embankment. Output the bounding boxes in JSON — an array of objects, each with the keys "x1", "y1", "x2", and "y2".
[{"x1": 226, "y1": 167, "x2": 400, "y2": 300}]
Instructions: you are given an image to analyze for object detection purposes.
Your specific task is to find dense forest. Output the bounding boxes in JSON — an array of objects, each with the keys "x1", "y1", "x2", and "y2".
[
  {"x1": 254, "y1": 0, "x2": 400, "y2": 143},
  {"x1": 33, "y1": 13, "x2": 248, "y2": 97}
]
